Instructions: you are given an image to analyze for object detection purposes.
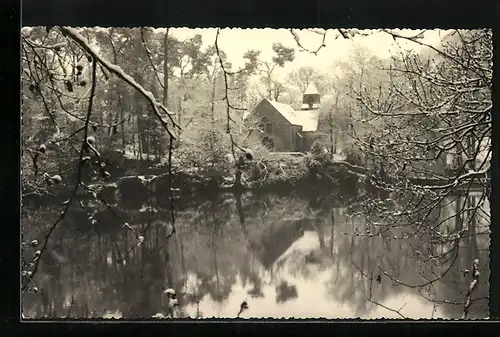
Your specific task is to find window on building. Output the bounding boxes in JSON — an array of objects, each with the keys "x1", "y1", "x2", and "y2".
[
  {"x1": 265, "y1": 122, "x2": 273, "y2": 135},
  {"x1": 307, "y1": 96, "x2": 314, "y2": 109}
]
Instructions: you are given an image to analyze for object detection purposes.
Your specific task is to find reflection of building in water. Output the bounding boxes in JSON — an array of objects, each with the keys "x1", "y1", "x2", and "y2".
[{"x1": 254, "y1": 220, "x2": 310, "y2": 269}]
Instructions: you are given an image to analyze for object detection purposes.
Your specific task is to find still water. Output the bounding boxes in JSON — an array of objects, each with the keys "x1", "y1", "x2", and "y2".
[{"x1": 22, "y1": 191, "x2": 490, "y2": 319}]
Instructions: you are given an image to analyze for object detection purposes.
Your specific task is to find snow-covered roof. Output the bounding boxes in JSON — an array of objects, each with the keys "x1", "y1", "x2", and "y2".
[
  {"x1": 267, "y1": 100, "x2": 298, "y2": 125},
  {"x1": 266, "y1": 99, "x2": 320, "y2": 132},
  {"x1": 296, "y1": 109, "x2": 320, "y2": 132},
  {"x1": 304, "y1": 83, "x2": 319, "y2": 95}
]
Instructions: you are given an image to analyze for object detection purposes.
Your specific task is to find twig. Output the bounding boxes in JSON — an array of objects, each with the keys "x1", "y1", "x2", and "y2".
[
  {"x1": 289, "y1": 29, "x2": 327, "y2": 56},
  {"x1": 22, "y1": 58, "x2": 98, "y2": 293},
  {"x1": 237, "y1": 300, "x2": 248, "y2": 318},
  {"x1": 352, "y1": 261, "x2": 407, "y2": 318},
  {"x1": 462, "y1": 258, "x2": 480, "y2": 318},
  {"x1": 59, "y1": 27, "x2": 180, "y2": 138},
  {"x1": 368, "y1": 299, "x2": 408, "y2": 319},
  {"x1": 167, "y1": 136, "x2": 176, "y2": 238},
  {"x1": 214, "y1": 29, "x2": 241, "y2": 185},
  {"x1": 49, "y1": 127, "x2": 85, "y2": 144}
]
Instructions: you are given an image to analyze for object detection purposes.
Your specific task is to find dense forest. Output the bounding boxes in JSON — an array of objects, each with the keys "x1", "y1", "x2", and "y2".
[{"x1": 21, "y1": 27, "x2": 491, "y2": 319}]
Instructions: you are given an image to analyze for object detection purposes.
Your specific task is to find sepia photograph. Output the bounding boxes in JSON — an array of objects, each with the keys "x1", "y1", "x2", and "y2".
[{"x1": 21, "y1": 27, "x2": 491, "y2": 319}]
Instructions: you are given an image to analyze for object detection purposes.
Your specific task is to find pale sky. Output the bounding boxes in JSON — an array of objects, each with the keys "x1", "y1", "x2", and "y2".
[
  {"x1": 166, "y1": 28, "x2": 448, "y2": 79},
  {"x1": 24, "y1": 26, "x2": 449, "y2": 81}
]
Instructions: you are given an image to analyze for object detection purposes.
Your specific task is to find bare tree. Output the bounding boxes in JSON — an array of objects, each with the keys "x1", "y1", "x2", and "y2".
[
  {"x1": 289, "y1": 28, "x2": 491, "y2": 317},
  {"x1": 344, "y1": 29, "x2": 491, "y2": 316}
]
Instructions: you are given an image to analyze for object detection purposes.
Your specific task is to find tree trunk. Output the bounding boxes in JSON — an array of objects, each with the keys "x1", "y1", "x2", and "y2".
[
  {"x1": 268, "y1": 76, "x2": 272, "y2": 100},
  {"x1": 120, "y1": 109, "x2": 126, "y2": 151},
  {"x1": 329, "y1": 96, "x2": 338, "y2": 158},
  {"x1": 145, "y1": 128, "x2": 150, "y2": 161},
  {"x1": 109, "y1": 29, "x2": 126, "y2": 151},
  {"x1": 163, "y1": 28, "x2": 169, "y2": 107},
  {"x1": 177, "y1": 96, "x2": 182, "y2": 128},
  {"x1": 210, "y1": 69, "x2": 217, "y2": 124},
  {"x1": 132, "y1": 121, "x2": 136, "y2": 157},
  {"x1": 137, "y1": 119, "x2": 142, "y2": 161}
]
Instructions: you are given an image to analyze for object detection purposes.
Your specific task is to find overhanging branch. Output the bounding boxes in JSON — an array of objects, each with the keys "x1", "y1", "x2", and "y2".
[{"x1": 59, "y1": 26, "x2": 180, "y2": 139}]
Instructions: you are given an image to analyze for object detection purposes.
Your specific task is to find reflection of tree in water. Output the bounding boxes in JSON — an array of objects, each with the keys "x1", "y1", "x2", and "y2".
[
  {"x1": 326, "y1": 195, "x2": 489, "y2": 318},
  {"x1": 23, "y1": 203, "x2": 193, "y2": 318},
  {"x1": 247, "y1": 277, "x2": 265, "y2": 298},
  {"x1": 275, "y1": 280, "x2": 298, "y2": 303},
  {"x1": 189, "y1": 272, "x2": 235, "y2": 303},
  {"x1": 239, "y1": 254, "x2": 265, "y2": 298},
  {"x1": 23, "y1": 189, "x2": 489, "y2": 318}
]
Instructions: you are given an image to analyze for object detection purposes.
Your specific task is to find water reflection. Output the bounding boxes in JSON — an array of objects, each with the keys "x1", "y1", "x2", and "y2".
[{"x1": 22, "y1": 191, "x2": 490, "y2": 319}]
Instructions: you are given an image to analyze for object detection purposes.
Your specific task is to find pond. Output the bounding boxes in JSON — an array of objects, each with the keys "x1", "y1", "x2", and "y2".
[{"x1": 21, "y1": 189, "x2": 490, "y2": 319}]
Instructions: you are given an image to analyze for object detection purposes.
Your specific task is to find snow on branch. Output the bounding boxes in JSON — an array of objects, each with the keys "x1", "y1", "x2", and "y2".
[
  {"x1": 59, "y1": 26, "x2": 180, "y2": 138},
  {"x1": 289, "y1": 29, "x2": 327, "y2": 56},
  {"x1": 418, "y1": 166, "x2": 490, "y2": 191},
  {"x1": 462, "y1": 259, "x2": 480, "y2": 318}
]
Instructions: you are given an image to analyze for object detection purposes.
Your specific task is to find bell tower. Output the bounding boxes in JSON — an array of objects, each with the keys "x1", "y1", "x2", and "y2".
[{"x1": 301, "y1": 83, "x2": 321, "y2": 110}]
